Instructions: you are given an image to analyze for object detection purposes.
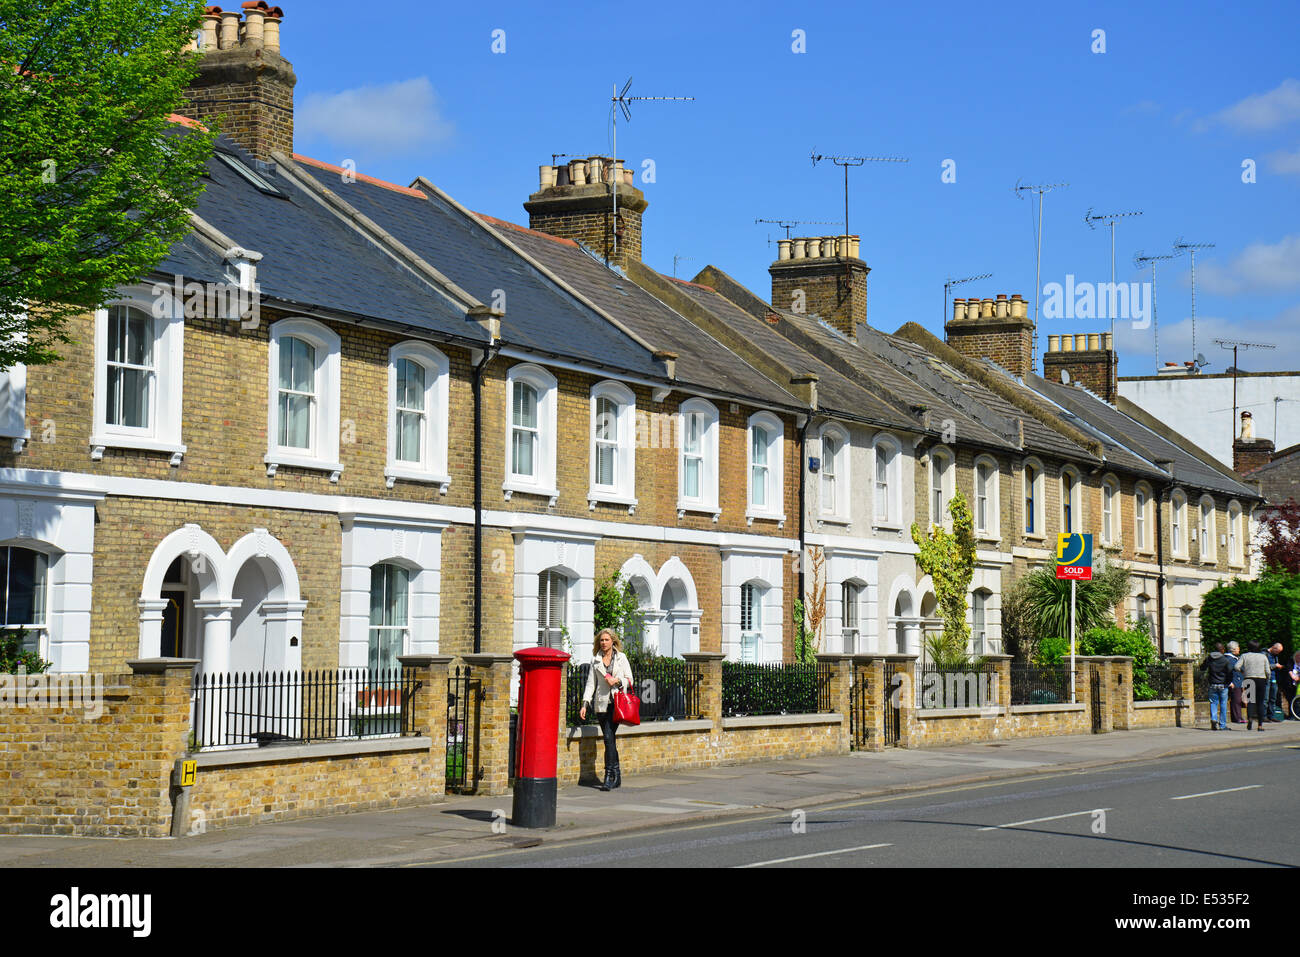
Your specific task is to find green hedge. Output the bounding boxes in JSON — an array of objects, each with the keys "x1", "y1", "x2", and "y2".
[
  {"x1": 1200, "y1": 572, "x2": 1300, "y2": 662},
  {"x1": 1037, "y1": 619, "x2": 1164, "y2": 700}
]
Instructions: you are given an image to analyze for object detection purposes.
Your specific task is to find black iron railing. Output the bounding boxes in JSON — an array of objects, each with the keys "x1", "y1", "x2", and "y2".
[
  {"x1": 914, "y1": 663, "x2": 998, "y2": 710},
  {"x1": 447, "y1": 665, "x2": 481, "y2": 794},
  {"x1": 1010, "y1": 663, "x2": 1073, "y2": 706},
  {"x1": 190, "y1": 667, "x2": 419, "y2": 750},
  {"x1": 566, "y1": 657, "x2": 702, "y2": 726},
  {"x1": 1138, "y1": 661, "x2": 1182, "y2": 702},
  {"x1": 721, "y1": 661, "x2": 830, "y2": 717}
]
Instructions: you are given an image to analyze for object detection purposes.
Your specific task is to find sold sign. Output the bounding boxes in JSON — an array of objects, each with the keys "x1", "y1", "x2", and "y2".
[{"x1": 1056, "y1": 533, "x2": 1093, "y2": 581}]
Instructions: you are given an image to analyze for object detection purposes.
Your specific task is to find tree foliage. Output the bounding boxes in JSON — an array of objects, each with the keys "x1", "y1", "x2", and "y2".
[
  {"x1": 1016, "y1": 554, "x2": 1130, "y2": 650},
  {"x1": 1, "y1": 630, "x2": 50, "y2": 674},
  {"x1": 1200, "y1": 570, "x2": 1300, "y2": 660},
  {"x1": 1258, "y1": 499, "x2": 1300, "y2": 575},
  {"x1": 1037, "y1": 618, "x2": 1161, "y2": 698},
  {"x1": 0, "y1": 0, "x2": 217, "y2": 369},
  {"x1": 593, "y1": 572, "x2": 648, "y2": 655},
  {"x1": 911, "y1": 489, "x2": 976, "y2": 667}
]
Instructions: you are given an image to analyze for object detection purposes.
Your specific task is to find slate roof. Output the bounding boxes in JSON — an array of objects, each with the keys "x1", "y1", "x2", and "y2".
[
  {"x1": 489, "y1": 224, "x2": 802, "y2": 408},
  {"x1": 295, "y1": 162, "x2": 664, "y2": 378},
  {"x1": 664, "y1": 279, "x2": 914, "y2": 427},
  {"x1": 1239, "y1": 444, "x2": 1300, "y2": 505},
  {"x1": 1025, "y1": 375, "x2": 1260, "y2": 499},
  {"x1": 159, "y1": 139, "x2": 476, "y2": 340}
]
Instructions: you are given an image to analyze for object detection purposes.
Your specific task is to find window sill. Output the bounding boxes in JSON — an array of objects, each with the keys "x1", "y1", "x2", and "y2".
[
  {"x1": 818, "y1": 515, "x2": 852, "y2": 527},
  {"x1": 3, "y1": 429, "x2": 30, "y2": 453},
  {"x1": 265, "y1": 453, "x2": 344, "y2": 483},
  {"x1": 873, "y1": 521, "x2": 903, "y2": 532},
  {"x1": 976, "y1": 534, "x2": 1001, "y2": 545},
  {"x1": 90, "y1": 433, "x2": 186, "y2": 467},
  {"x1": 385, "y1": 467, "x2": 450, "y2": 493},
  {"x1": 588, "y1": 490, "x2": 638, "y2": 514},
  {"x1": 677, "y1": 501, "x2": 721, "y2": 523},
  {"x1": 504, "y1": 481, "x2": 558, "y2": 507},
  {"x1": 746, "y1": 510, "x2": 786, "y2": 529}
]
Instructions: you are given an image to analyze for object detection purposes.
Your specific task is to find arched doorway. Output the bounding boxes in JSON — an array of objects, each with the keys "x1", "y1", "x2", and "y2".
[{"x1": 659, "y1": 577, "x2": 698, "y2": 658}]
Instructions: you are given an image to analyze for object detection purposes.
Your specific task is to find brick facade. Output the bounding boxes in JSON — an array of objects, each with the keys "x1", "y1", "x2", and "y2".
[{"x1": 769, "y1": 254, "x2": 869, "y2": 341}]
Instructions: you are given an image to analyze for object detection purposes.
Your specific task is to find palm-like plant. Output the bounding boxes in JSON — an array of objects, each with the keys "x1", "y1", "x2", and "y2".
[{"x1": 1020, "y1": 554, "x2": 1131, "y2": 644}]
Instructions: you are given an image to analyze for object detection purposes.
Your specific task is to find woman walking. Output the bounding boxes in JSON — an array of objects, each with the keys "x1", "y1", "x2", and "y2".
[
  {"x1": 1235, "y1": 641, "x2": 1271, "y2": 732},
  {"x1": 579, "y1": 628, "x2": 634, "y2": 791}
]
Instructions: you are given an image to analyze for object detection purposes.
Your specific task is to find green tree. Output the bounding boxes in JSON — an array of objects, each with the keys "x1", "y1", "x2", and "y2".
[
  {"x1": 1038, "y1": 618, "x2": 1160, "y2": 698},
  {"x1": 0, "y1": 0, "x2": 217, "y2": 369},
  {"x1": 1200, "y1": 570, "x2": 1300, "y2": 660},
  {"x1": 911, "y1": 489, "x2": 977, "y2": 667},
  {"x1": 0, "y1": 629, "x2": 50, "y2": 674},
  {"x1": 593, "y1": 572, "x2": 648, "y2": 655}
]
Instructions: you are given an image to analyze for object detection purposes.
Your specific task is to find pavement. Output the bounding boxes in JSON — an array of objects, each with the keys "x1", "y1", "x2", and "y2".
[{"x1": 4, "y1": 717, "x2": 1299, "y2": 867}]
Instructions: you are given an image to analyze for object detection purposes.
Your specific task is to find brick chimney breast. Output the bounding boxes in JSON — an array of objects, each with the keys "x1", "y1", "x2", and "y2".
[
  {"x1": 768, "y1": 235, "x2": 868, "y2": 341},
  {"x1": 944, "y1": 293, "x2": 1033, "y2": 378},
  {"x1": 183, "y1": 4, "x2": 296, "y2": 162},
  {"x1": 1234, "y1": 410, "x2": 1275, "y2": 475},
  {"x1": 526, "y1": 159, "x2": 647, "y2": 271},
  {"x1": 1042, "y1": 330, "x2": 1119, "y2": 400}
]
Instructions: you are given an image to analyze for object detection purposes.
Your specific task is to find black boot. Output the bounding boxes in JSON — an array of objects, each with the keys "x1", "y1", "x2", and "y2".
[
  {"x1": 598, "y1": 763, "x2": 613, "y2": 791},
  {"x1": 610, "y1": 762, "x2": 621, "y2": 789}
]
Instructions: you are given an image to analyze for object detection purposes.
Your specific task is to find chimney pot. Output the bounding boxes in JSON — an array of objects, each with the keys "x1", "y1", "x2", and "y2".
[
  {"x1": 994, "y1": 296, "x2": 1008, "y2": 318},
  {"x1": 791, "y1": 239, "x2": 806, "y2": 259},
  {"x1": 218, "y1": 9, "x2": 241, "y2": 48},
  {"x1": 952, "y1": 298, "x2": 965, "y2": 322},
  {"x1": 980, "y1": 298, "x2": 994, "y2": 318},
  {"x1": 1087, "y1": 333, "x2": 1100, "y2": 351},
  {"x1": 850, "y1": 236, "x2": 860, "y2": 258},
  {"x1": 569, "y1": 160, "x2": 587, "y2": 186},
  {"x1": 200, "y1": 11, "x2": 222, "y2": 49},
  {"x1": 587, "y1": 156, "x2": 603, "y2": 184},
  {"x1": 1061, "y1": 335, "x2": 1074, "y2": 352},
  {"x1": 777, "y1": 239, "x2": 792, "y2": 261},
  {"x1": 1242, "y1": 410, "x2": 1255, "y2": 441},
  {"x1": 1102, "y1": 332, "x2": 1112, "y2": 350},
  {"x1": 539, "y1": 165, "x2": 556, "y2": 189},
  {"x1": 966, "y1": 300, "x2": 981, "y2": 320},
  {"x1": 241, "y1": 3, "x2": 267, "y2": 46},
  {"x1": 1048, "y1": 334, "x2": 1061, "y2": 352}
]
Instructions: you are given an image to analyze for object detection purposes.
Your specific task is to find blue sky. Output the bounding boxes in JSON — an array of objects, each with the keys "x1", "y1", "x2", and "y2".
[{"x1": 287, "y1": 0, "x2": 1300, "y2": 376}]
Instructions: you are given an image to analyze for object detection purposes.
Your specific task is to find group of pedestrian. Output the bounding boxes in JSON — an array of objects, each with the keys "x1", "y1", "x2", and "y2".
[{"x1": 1201, "y1": 640, "x2": 1299, "y2": 730}]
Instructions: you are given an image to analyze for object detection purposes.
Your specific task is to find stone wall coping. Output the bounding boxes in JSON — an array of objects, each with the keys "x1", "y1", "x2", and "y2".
[
  {"x1": 1133, "y1": 700, "x2": 1184, "y2": 709},
  {"x1": 851, "y1": 654, "x2": 919, "y2": 664},
  {"x1": 397, "y1": 654, "x2": 454, "y2": 668},
  {"x1": 815, "y1": 653, "x2": 852, "y2": 662},
  {"x1": 1164, "y1": 656, "x2": 1194, "y2": 664},
  {"x1": 462, "y1": 654, "x2": 516, "y2": 668},
  {"x1": 982, "y1": 654, "x2": 1013, "y2": 662},
  {"x1": 128, "y1": 658, "x2": 200, "y2": 674},
  {"x1": 565, "y1": 719, "x2": 713, "y2": 740},
  {"x1": 104, "y1": 684, "x2": 131, "y2": 700},
  {"x1": 682, "y1": 652, "x2": 726, "y2": 663},
  {"x1": 1009, "y1": 703, "x2": 1086, "y2": 715},
  {"x1": 1075, "y1": 656, "x2": 1136, "y2": 663},
  {"x1": 916, "y1": 707, "x2": 1007, "y2": 719},
  {"x1": 186, "y1": 736, "x2": 432, "y2": 769},
  {"x1": 721, "y1": 712, "x2": 841, "y2": 729}
]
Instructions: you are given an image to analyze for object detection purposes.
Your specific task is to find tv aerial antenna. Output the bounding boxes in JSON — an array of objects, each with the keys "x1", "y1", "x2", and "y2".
[
  {"x1": 1085, "y1": 208, "x2": 1143, "y2": 342},
  {"x1": 943, "y1": 273, "x2": 993, "y2": 330},
  {"x1": 1014, "y1": 180, "x2": 1069, "y2": 364},
  {"x1": 1173, "y1": 238, "x2": 1215, "y2": 360},
  {"x1": 1133, "y1": 251, "x2": 1176, "y2": 370},
  {"x1": 811, "y1": 151, "x2": 908, "y2": 298},
  {"x1": 755, "y1": 218, "x2": 839, "y2": 240},
  {"x1": 1215, "y1": 337, "x2": 1276, "y2": 449},
  {"x1": 609, "y1": 77, "x2": 694, "y2": 265}
]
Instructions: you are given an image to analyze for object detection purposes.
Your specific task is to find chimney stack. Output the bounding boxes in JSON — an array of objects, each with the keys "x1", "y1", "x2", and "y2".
[
  {"x1": 944, "y1": 293, "x2": 1033, "y2": 377},
  {"x1": 768, "y1": 235, "x2": 868, "y2": 341},
  {"x1": 184, "y1": 4, "x2": 295, "y2": 163},
  {"x1": 1233, "y1": 410, "x2": 1275, "y2": 475},
  {"x1": 1042, "y1": 330, "x2": 1119, "y2": 400},
  {"x1": 525, "y1": 158, "x2": 648, "y2": 271}
]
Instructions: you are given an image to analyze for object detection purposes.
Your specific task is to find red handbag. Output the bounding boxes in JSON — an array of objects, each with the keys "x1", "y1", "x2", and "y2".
[{"x1": 611, "y1": 688, "x2": 641, "y2": 725}]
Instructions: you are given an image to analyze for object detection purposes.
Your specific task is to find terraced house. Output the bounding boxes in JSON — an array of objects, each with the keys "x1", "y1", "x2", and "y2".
[{"x1": 1, "y1": 5, "x2": 1260, "y2": 687}]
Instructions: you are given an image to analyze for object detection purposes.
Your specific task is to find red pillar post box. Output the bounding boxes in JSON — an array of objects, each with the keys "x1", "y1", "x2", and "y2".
[{"x1": 512, "y1": 646, "x2": 570, "y2": 828}]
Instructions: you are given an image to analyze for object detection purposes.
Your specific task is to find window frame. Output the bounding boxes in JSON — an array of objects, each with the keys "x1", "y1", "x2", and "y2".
[
  {"x1": 1060, "y1": 466, "x2": 1081, "y2": 536},
  {"x1": 91, "y1": 293, "x2": 186, "y2": 464},
  {"x1": 537, "y1": 567, "x2": 569, "y2": 650},
  {"x1": 1134, "y1": 482, "x2": 1153, "y2": 553},
  {"x1": 1101, "y1": 474, "x2": 1121, "y2": 547},
  {"x1": 1228, "y1": 500, "x2": 1243, "y2": 566},
  {"x1": 266, "y1": 317, "x2": 343, "y2": 481},
  {"x1": 974, "y1": 455, "x2": 1000, "y2": 540},
  {"x1": 1170, "y1": 489, "x2": 1188, "y2": 558},
  {"x1": 587, "y1": 380, "x2": 637, "y2": 511},
  {"x1": 819, "y1": 423, "x2": 851, "y2": 524},
  {"x1": 1022, "y1": 458, "x2": 1045, "y2": 539},
  {"x1": 504, "y1": 363, "x2": 559, "y2": 503},
  {"x1": 840, "y1": 580, "x2": 862, "y2": 653},
  {"x1": 1198, "y1": 495, "x2": 1217, "y2": 563},
  {"x1": 929, "y1": 445, "x2": 955, "y2": 528},
  {"x1": 367, "y1": 562, "x2": 411, "y2": 673},
  {"x1": 746, "y1": 411, "x2": 785, "y2": 525},
  {"x1": 385, "y1": 341, "x2": 450, "y2": 491},
  {"x1": 971, "y1": 588, "x2": 990, "y2": 655},
  {"x1": 0, "y1": 545, "x2": 50, "y2": 657},
  {"x1": 677, "y1": 398, "x2": 720, "y2": 520},
  {"x1": 740, "y1": 580, "x2": 764, "y2": 663},
  {"x1": 872, "y1": 433, "x2": 902, "y2": 528}
]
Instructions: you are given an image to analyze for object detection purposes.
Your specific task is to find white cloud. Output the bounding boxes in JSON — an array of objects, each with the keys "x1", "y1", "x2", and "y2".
[
  {"x1": 1114, "y1": 308, "x2": 1300, "y2": 374},
  {"x1": 1195, "y1": 235, "x2": 1300, "y2": 295},
  {"x1": 1197, "y1": 78, "x2": 1300, "y2": 133},
  {"x1": 297, "y1": 77, "x2": 454, "y2": 157},
  {"x1": 1265, "y1": 146, "x2": 1300, "y2": 175}
]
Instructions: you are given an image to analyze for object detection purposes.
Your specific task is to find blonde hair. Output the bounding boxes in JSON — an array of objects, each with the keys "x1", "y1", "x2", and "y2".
[{"x1": 592, "y1": 628, "x2": 623, "y2": 655}]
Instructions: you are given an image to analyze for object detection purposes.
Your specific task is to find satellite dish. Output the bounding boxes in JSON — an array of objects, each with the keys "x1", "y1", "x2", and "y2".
[
  {"x1": 1196, "y1": 353, "x2": 1208, "y2": 366},
  {"x1": 1060, "y1": 369, "x2": 1071, "y2": 384}
]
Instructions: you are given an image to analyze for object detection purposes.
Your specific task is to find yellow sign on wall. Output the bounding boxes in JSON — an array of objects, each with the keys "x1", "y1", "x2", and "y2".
[{"x1": 180, "y1": 760, "x2": 197, "y2": 787}]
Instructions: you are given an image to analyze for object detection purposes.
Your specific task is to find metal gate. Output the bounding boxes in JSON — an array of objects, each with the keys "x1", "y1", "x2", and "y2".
[
  {"x1": 447, "y1": 665, "x2": 483, "y2": 794},
  {"x1": 882, "y1": 660, "x2": 901, "y2": 747},
  {"x1": 850, "y1": 664, "x2": 869, "y2": 750},
  {"x1": 1090, "y1": 668, "x2": 1103, "y2": 732}
]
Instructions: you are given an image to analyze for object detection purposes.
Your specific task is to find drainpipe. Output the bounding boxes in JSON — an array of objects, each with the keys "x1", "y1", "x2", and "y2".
[
  {"x1": 797, "y1": 415, "x2": 810, "y2": 658},
  {"x1": 1154, "y1": 459, "x2": 1174, "y2": 657},
  {"x1": 472, "y1": 330, "x2": 501, "y2": 656}
]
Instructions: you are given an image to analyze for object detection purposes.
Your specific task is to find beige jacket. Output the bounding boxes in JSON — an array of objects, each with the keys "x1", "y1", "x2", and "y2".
[{"x1": 582, "y1": 651, "x2": 634, "y2": 713}]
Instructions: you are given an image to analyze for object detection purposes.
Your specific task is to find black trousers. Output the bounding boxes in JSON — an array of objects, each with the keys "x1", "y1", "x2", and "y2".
[
  {"x1": 1249, "y1": 678, "x2": 1270, "y2": 722},
  {"x1": 597, "y1": 708, "x2": 620, "y2": 770}
]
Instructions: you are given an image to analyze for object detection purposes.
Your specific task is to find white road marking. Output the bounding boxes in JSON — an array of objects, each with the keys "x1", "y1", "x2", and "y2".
[
  {"x1": 979, "y1": 808, "x2": 1110, "y2": 831},
  {"x1": 1171, "y1": 785, "x2": 1261, "y2": 801},
  {"x1": 738, "y1": 843, "x2": 892, "y2": 867}
]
